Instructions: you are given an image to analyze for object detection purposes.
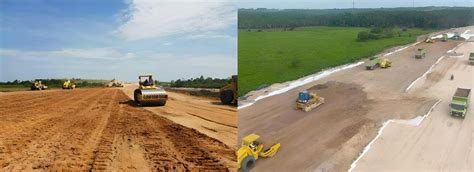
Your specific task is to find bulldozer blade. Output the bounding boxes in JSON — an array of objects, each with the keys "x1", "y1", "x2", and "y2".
[{"x1": 260, "y1": 143, "x2": 281, "y2": 158}]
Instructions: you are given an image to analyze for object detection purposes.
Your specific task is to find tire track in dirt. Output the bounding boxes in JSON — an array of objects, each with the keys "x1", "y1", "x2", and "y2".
[
  {"x1": 0, "y1": 89, "x2": 110, "y2": 170},
  {"x1": 90, "y1": 91, "x2": 234, "y2": 171},
  {"x1": 0, "y1": 90, "x2": 79, "y2": 116},
  {"x1": 0, "y1": 88, "x2": 235, "y2": 171}
]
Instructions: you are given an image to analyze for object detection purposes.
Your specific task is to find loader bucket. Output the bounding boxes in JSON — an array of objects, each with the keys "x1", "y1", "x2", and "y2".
[{"x1": 259, "y1": 143, "x2": 281, "y2": 158}]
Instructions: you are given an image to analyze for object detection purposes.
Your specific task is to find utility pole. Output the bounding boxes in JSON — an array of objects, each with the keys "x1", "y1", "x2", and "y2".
[
  {"x1": 413, "y1": 0, "x2": 415, "y2": 8},
  {"x1": 352, "y1": 0, "x2": 355, "y2": 9}
]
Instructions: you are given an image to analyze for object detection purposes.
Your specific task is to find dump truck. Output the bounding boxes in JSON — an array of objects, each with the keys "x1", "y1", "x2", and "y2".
[
  {"x1": 450, "y1": 88, "x2": 470, "y2": 118},
  {"x1": 220, "y1": 75, "x2": 237, "y2": 105},
  {"x1": 296, "y1": 91, "x2": 325, "y2": 112},
  {"x1": 62, "y1": 80, "x2": 76, "y2": 89},
  {"x1": 134, "y1": 74, "x2": 168, "y2": 106},
  {"x1": 237, "y1": 134, "x2": 281, "y2": 172},
  {"x1": 365, "y1": 57, "x2": 392, "y2": 70},
  {"x1": 30, "y1": 81, "x2": 48, "y2": 90},
  {"x1": 452, "y1": 32, "x2": 461, "y2": 40},
  {"x1": 442, "y1": 34, "x2": 448, "y2": 42},
  {"x1": 415, "y1": 48, "x2": 426, "y2": 59},
  {"x1": 469, "y1": 53, "x2": 474, "y2": 65}
]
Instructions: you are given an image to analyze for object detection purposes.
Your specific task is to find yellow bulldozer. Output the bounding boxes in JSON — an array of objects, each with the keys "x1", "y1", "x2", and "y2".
[
  {"x1": 296, "y1": 91, "x2": 325, "y2": 112},
  {"x1": 220, "y1": 75, "x2": 237, "y2": 105},
  {"x1": 365, "y1": 57, "x2": 392, "y2": 70},
  {"x1": 134, "y1": 74, "x2": 168, "y2": 106},
  {"x1": 62, "y1": 80, "x2": 76, "y2": 89},
  {"x1": 237, "y1": 134, "x2": 281, "y2": 172},
  {"x1": 31, "y1": 81, "x2": 48, "y2": 90}
]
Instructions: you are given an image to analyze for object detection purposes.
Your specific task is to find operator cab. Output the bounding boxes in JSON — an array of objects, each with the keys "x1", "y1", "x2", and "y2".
[{"x1": 139, "y1": 75, "x2": 154, "y2": 86}]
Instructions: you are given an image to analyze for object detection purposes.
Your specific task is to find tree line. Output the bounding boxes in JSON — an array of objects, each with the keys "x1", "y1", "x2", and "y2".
[
  {"x1": 239, "y1": 7, "x2": 474, "y2": 30},
  {"x1": 169, "y1": 76, "x2": 230, "y2": 89},
  {"x1": 0, "y1": 79, "x2": 106, "y2": 88}
]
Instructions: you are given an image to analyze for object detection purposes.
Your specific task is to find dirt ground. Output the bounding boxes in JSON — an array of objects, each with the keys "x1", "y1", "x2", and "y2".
[
  {"x1": 238, "y1": 27, "x2": 471, "y2": 171},
  {"x1": 353, "y1": 42, "x2": 473, "y2": 171},
  {"x1": 121, "y1": 84, "x2": 237, "y2": 147},
  {"x1": 0, "y1": 88, "x2": 235, "y2": 171}
]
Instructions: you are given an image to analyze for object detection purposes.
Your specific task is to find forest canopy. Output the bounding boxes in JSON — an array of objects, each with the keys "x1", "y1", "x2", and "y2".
[{"x1": 238, "y1": 7, "x2": 474, "y2": 29}]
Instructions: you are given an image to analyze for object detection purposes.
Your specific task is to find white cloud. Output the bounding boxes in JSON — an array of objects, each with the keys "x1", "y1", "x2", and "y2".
[
  {"x1": 0, "y1": 48, "x2": 136, "y2": 60},
  {"x1": 116, "y1": 0, "x2": 236, "y2": 41}
]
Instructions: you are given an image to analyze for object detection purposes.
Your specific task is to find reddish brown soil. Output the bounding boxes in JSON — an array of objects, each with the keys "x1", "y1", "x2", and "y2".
[{"x1": 0, "y1": 88, "x2": 235, "y2": 171}]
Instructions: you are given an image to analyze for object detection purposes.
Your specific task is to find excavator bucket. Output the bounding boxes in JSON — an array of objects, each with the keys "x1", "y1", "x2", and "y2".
[{"x1": 259, "y1": 143, "x2": 281, "y2": 158}]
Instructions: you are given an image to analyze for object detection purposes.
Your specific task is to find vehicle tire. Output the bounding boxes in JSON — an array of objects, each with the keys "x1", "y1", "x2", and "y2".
[
  {"x1": 220, "y1": 90, "x2": 234, "y2": 105},
  {"x1": 240, "y1": 156, "x2": 256, "y2": 172}
]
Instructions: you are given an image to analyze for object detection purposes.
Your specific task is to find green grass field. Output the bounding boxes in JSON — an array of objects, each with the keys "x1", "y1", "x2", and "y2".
[{"x1": 238, "y1": 26, "x2": 433, "y2": 95}]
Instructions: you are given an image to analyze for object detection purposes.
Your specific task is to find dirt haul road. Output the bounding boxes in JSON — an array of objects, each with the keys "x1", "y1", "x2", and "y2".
[
  {"x1": 239, "y1": 27, "x2": 471, "y2": 171},
  {"x1": 0, "y1": 88, "x2": 235, "y2": 171},
  {"x1": 353, "y1": 39, "x2": 474, "y2": 171},
  {"x1": 121, "y1": 84, "x2": 237, "y2": 147}
]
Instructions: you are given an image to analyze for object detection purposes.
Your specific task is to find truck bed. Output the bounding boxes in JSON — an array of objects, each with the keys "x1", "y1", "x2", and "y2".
[{"x1": 454, "y1": 88, "x2": 471, "y2": 97}]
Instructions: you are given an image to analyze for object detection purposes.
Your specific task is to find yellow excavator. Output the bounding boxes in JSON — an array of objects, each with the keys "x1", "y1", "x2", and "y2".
[
  {"x1": 62, "y1": 80, "x2": 76, "y2": 89},
  {"x1": 134, "y1": 74, "x2": 168, "y2": 106},
  {"x1": 220, "y1": 75, "x2": 237, "y2": 105},
  {"x1": 237, "y1": 134, "x2": 281, "y2": 172},
  {"x1": 296, "y1": 91, "x2": 325, "y2": 112}
]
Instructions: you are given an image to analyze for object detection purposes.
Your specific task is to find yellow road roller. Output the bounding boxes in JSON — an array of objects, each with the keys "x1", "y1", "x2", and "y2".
[
  {"x1": 134, "y1": 74, "x2": 168, "y2": 106},
  {"x1": 237, "y1": 134, "x2": 281, "y2": 172},
  {"x1": 62, "y1": 80, "x2": 76, "y2": 89}
]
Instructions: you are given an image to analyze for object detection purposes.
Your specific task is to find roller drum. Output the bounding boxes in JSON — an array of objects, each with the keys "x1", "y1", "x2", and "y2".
[{"x1": 134, "y1": 88, "x2": 168, "y2": 106}]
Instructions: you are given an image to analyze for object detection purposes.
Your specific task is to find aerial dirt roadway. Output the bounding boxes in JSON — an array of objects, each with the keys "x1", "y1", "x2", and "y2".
[
  {"x1": 121, "y1": 84, "x2": 237, "y2": 147},
  {"x1": 353, "y1": 42, "x2": 473, "y2": 171},
  {"x1": 0, "y1": 88, "x2": 235, "y2": 171},
  {"x1": 239, "y1": 27, "x2": 471, "y2": 171}
]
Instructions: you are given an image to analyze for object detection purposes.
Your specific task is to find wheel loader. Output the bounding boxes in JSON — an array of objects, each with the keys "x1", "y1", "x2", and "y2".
[
  {"x1": 220, "y1": 75, "x2": 237, "y2": 105},
  {"x1": 237, "y1": 134, "x2": 281, "y2": 172},
  {"x1": 62, "y1": 80, "x2": 76, "y2": 89},
  {"x1": 296, "y1": 91, "x2": 325, "y2": 112},
  {"x1": 134, "y1": 74, "x2": 168, "y2": 106},
  {"x1": 31, "y1": 81, "x2": 48, "y2": 90}
]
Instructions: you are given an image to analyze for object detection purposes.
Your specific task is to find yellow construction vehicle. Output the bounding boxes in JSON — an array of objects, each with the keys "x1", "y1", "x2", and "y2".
[
  {"x1": 62, "y1": 80, "x2": 76, "y2": 89},
  {"x1": 365, "y1": 57, "x2": 391, "y2": 70},
  {"x1": 379, "y1": 59, "x2": 392, "y2": 68},
  {"x1": 134, "y1": 74, "x2": 167, "y2": 106},
  {"x1": 296, "y1": 91, "x2": 325, "y2": 112},
  {"x1": 31, "y1": 81, "x2": 48, "y2": 90},
  {"x1": 220, "y1": 75, "x2": 237, "y2": 105},
  {"x1": 237, "y1": 134, "x2": 281, "y2": 172}
]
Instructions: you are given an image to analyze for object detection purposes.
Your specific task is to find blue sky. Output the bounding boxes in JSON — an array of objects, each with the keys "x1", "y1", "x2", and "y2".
[
  {"x1": 239, "y1": 0, "x2": 473, "y2": 9},
  {"x1": 0, "y1": 0, "x2": 237, "y2": 82}
]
